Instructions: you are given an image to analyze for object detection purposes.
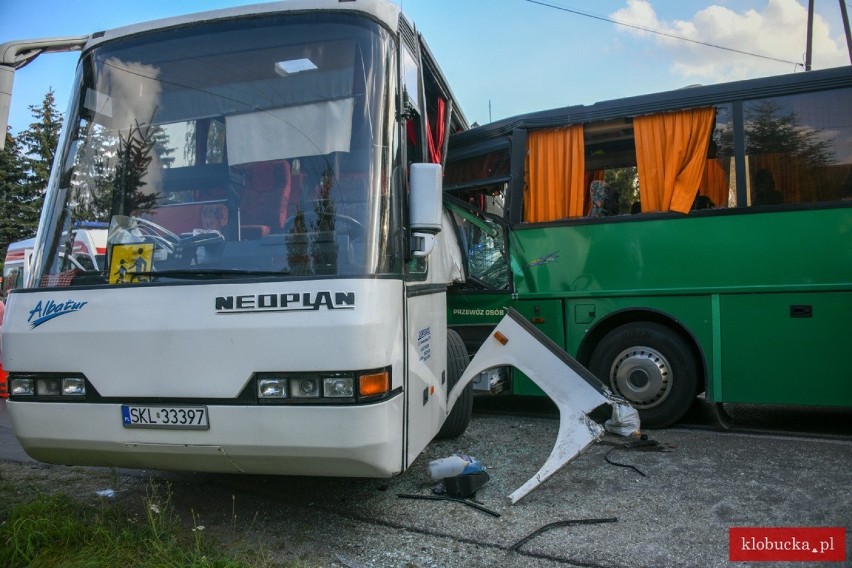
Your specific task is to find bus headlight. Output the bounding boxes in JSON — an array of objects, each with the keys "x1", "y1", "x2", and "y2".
[
  {"x1": 36, "y1": 378, "x2": 61, "y2": 396},
  {"x1": 10, "y1": 377, "x2": 34, "y2": 396},
  {"x1": 323, "y1": 377, "x2": 354, "y2": 398},
  {"x1": 62, "y1": 378, "x2": 86, "y2": 396},
  {"x1": 249, "y1": 368, "x2": 388, "y2": 403},
  {"x1": 9, "y1": 376, "x2": 86, "y2": 398},
  {"x1": 290, "y1": 378, "x2": 320, "y2": 398},
  {"x1": 257, "y1": 378, "x2": 288, "y2": 398}
]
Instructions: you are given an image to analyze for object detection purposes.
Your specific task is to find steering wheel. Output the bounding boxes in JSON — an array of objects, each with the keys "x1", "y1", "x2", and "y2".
[
  {"x1": 281, "y1": 211, "x2": 365, "y2": 241},
  {"x1": 131, "y1": 216, "x2": 181, "y2": 253}
]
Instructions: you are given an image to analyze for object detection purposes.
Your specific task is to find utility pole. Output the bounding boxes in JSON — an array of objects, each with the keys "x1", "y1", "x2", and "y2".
[
  {"x1": 806, "y1": 0, "x2": 852, "y2": 69},
  {"x1": 840, "y1": 0, "x2": 852, "y2": 65},
  {"x1": 805, "y1": 0, "x2": 814, "y2": 70}
]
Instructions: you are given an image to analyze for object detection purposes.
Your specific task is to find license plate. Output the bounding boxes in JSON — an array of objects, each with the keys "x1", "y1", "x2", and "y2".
[{"x1": 121, "y1": 405, "x2": 209, "y2": 430}]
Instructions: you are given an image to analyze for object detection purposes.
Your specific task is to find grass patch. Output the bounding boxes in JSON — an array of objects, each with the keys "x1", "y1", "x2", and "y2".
[{"x1": 0, "y1": 479, "x2": 268, "y2": 568}]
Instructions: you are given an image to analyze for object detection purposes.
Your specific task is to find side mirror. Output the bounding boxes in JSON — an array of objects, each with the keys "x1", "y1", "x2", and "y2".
[
  {"x1": 0, "y1": 36, "x2": 90, "y2": 150},
  {"x1": 409, "y1": 163, "x2": 442, "y2": 257},
  {"x1": 0, "y1": 65, "x2": 14, "y2": 150}
]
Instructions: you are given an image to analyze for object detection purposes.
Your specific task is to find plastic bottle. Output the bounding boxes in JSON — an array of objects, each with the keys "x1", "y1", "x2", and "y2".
[{"x1": 427, "y1": 454, "x2": 482, "y2": 480}]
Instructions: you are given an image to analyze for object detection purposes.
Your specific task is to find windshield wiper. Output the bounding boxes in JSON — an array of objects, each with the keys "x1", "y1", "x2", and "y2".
[{"x1": 132, "y1": 269, "x2": 290, "y2": 280}]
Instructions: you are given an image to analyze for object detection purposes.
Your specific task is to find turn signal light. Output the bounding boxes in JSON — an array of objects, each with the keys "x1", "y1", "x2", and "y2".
[
  {"x1": 359, "y1": 371, "x2": 389, "y2": 397},
  {"x1": 0, "y1": 358, "x2": 7, "y2": 399}
]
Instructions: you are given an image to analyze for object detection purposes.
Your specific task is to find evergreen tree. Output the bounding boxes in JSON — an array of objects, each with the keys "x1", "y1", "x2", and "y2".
[
  {"x1": 111, "y1": 121, "x2": 159, "y2": 216},
  {"x1": 0, "y1": 129, "x2": 39, "y2": 262},
  {"x1": 715, "y1": 99, "x2": 835, "y2": 202},
  {"x1": 311, "y1": 167, "x2": 338, "y2": 274},
  {"x1": 744, "y1": 99, "x2": 833, "y2": 167},
  {"x1": 70, "y1": 123, "x2": 116, "y2": 223},
  {"x1": 19, "y1": 89, "x2": 63, "y2": 192},
  {"x1": 0, "y1": 90, "x2": 64, "y2": 264}
]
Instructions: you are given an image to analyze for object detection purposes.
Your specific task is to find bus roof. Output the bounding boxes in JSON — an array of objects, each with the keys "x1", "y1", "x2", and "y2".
[
  {"x1": 448, "y1": 65, "x2": 852, "y2": 148},
  {"x1": 78, "y1": 0, "x2": 467, "y2": 134},
  {"x1": 6, "y1": 237, "x2": 36, "y2": 253},
  {"x1": 84, "y1": 0, "x2": 403, "y2": 51}
]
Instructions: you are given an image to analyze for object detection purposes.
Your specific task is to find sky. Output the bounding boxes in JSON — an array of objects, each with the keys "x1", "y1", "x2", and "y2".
[{"x1": 1, "y1": 0, "x2": 849, "y2": 133}]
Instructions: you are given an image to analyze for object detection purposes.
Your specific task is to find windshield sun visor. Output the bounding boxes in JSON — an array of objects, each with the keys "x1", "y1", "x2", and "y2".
[{"x1": 226, "y1": 98, "x2": 354, "y2": 165}]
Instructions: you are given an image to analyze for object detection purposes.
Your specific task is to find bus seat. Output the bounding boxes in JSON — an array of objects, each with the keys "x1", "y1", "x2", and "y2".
[
  {"x1": 240, "y1": 160, "x2": 292, "y2": 239},
  {"x1": 588, "y1": 180, "x2": 619, "y2": 217}
]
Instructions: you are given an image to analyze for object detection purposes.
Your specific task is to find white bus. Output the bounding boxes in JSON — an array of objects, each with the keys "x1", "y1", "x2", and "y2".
[
  {"x1": 2, "y1": 237, "x2": 36, "y2": 298},
  {"x1": 1, "y1": 0, "x2": 474, "y2": 477},
  {"x1": 3, "y1": 226, "x2": 107, "y2": 298}
]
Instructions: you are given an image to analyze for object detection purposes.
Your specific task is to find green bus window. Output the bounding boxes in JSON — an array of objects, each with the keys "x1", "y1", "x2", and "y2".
[{"x1": 743, "y1": 87, "x2": 852, "y2": 206}]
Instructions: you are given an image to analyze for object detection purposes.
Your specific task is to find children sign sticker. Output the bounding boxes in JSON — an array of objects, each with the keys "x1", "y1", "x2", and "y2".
[{"x1": 109, "y1": 243, "x2": 154, "y2": 284}]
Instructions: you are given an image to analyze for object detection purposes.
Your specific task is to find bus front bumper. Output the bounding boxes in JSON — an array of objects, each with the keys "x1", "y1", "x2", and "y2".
[{"x1": 7, "y1": 395, "x2": 405, "y2": 477}]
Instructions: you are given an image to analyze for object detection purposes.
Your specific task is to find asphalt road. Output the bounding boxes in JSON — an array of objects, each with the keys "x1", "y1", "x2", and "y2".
[
  {"x1": 1, "y1": 398, "x2": 850, "y2": 567},
  {"x1": 474, "y1": 395, "x2": 852, "y2": 440}
]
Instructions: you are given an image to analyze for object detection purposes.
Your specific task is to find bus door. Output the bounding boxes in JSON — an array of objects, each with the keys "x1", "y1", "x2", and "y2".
[{"x1": 404, "y1": 277, "x2": 447, "y2": 465}]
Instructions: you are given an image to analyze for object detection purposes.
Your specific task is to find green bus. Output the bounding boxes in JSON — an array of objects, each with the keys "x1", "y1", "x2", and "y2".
[{"x1": 443, "y1": 65, "x2": 852, "y2": 428}]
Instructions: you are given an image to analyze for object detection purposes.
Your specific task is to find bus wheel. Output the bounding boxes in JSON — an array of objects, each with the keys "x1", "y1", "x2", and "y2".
[
  {"x1": 589, "y1": 322, "x2": 697, "y2": 429},
  {"x1": 436, "y1": 329, "x2": 473, "y2": 439}
]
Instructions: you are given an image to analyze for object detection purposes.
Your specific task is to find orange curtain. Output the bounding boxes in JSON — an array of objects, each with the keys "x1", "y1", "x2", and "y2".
[
  {"x1": 524, "y1": 125, "x2": 585, "y2": 222},
  {"x1": 700, "y1": 159, "x2": 728, "y2": 208},
  {"x1": 634, "y1": 107, "x2": 716, "y2": 214},
  {"x1": 426, "y1": 98, "x2": 446, "y2": 164}
]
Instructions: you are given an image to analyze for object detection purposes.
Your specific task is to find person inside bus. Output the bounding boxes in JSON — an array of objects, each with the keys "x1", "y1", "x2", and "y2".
[
  {"x1": 240, "y1": 160, "x2": 292, "y2": 239},
  {"x1": 752, "y1": 169, "x2": 783, "y2": 205},
  {"x1": 588, "y1": 180, "x2": 619, "y2": 217},
  {"x1": 692, "y1": 192, "x2": 715, "y2": 210}
]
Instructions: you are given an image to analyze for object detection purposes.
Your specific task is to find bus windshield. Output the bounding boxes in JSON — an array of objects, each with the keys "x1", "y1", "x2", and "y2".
[{"x1": 34, "y1": 13, "x2": 395, "y2": 287}]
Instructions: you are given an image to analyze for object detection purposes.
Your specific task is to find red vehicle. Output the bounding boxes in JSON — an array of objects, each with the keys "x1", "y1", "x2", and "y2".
[{"x1": 0, "y1": 299, "x2": 6, "y2": 398}]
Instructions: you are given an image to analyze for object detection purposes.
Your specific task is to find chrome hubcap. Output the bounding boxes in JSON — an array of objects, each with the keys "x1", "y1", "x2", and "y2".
[{"x1": 610, "y1": 346, "x2": 672, "y2": 409}]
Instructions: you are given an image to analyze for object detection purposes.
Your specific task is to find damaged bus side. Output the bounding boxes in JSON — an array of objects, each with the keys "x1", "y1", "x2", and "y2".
[{"x1": 444, "y1": 66, "x2": 852, "y2": 428}]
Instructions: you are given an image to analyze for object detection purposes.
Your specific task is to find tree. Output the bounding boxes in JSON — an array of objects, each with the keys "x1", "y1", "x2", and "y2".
[
  {"x1": 605, "y1": 167, "x2": 639, "y2": 214},
  {"x1": 310, "y1": 167, "x2": 339, "y2": 274},
  {"x1": 0, "y1": 129, "x2": 36, "y2": 261},
  {"x1": 18, "y1": 89, "x2": 63, "y2": 194},
  {"x1": 110, "y1": 121, "x2": 159, "y2": 216},
  {"x1": 0, "y1": 90, "x2": 64, "y2": 263}
]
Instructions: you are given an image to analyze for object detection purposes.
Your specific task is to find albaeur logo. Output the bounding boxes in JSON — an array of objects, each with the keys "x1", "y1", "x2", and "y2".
[{"x1": 27, "y1": 299, "x2": 88, "y2": 329}]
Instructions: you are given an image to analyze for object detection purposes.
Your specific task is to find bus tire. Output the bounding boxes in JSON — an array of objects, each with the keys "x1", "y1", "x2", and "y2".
[
  {"x1": 436, "y1": 329, "x2": 473, "y2": 439},
  {"x1": 589, "y1": 322, "x2": 697, "y2": 429}
]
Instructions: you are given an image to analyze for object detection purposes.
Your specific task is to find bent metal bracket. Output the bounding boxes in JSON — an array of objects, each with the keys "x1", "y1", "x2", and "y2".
[{"x1": 447, "y1": 307, "x2": 634, "y2": 504}]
